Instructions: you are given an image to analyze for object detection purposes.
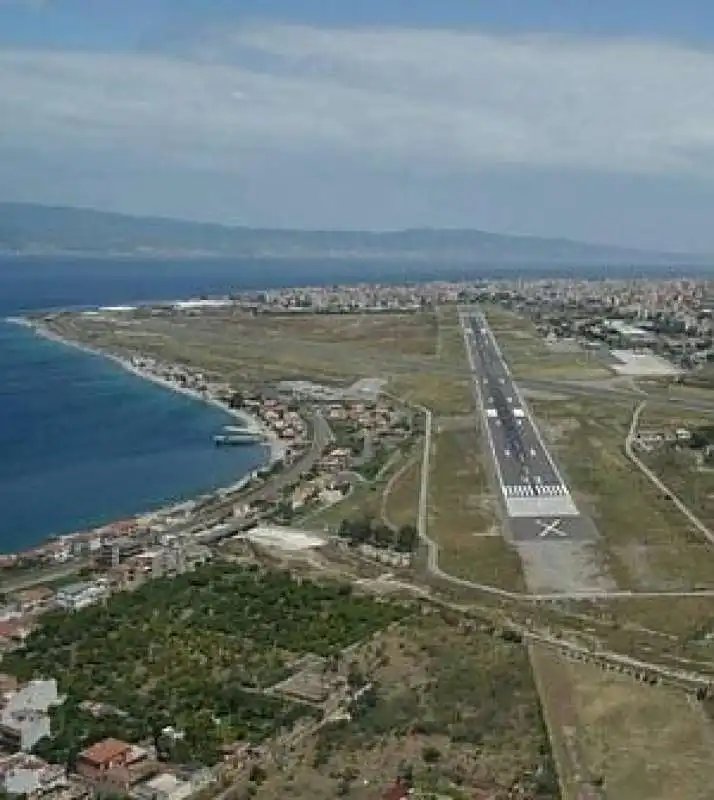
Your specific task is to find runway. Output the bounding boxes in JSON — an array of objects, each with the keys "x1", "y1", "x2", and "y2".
[{"x1": 463, "y1": 311, "x2": 598, "y2": 543}]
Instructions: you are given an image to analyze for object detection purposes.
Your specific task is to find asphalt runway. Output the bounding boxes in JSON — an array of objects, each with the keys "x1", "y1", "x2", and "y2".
[{"x1": 464, "y1": 312, "x2": 597, "y2": 542}]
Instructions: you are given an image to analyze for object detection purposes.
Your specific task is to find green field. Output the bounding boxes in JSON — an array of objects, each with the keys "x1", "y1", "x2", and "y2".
[{"x1": 4, "y1": 563, "x2": 408, "y2": 766}]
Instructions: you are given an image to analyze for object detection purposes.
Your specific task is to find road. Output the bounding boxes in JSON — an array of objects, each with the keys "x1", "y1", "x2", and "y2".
[
  {"x1": 521, "y1": 376, "x2": 714, "y2": 416},
  {"x1": 625, "y1": 401, "x2": 714, "y2": 545},
  {"x1": 0, "y1": 562, "x2": 88, "y2": 593},
  {"x1": 463, "y1": 312, "x2": 599, "y2": 543},
  {"x1": 180, "y1": 411, "x2": 333, "y2": 535}
]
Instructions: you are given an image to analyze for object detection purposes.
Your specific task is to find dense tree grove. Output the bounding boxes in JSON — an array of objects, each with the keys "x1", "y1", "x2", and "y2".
[
  {"x1": 338, "y1": 516, "x2": 418, "y2": 553},
  {"x1": 3, "y1": 563, "x2": 408, "y2": 766}
]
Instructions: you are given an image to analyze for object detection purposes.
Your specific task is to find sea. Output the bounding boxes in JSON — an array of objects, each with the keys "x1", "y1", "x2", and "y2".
[{"x1": 0, "y1": 256, "x2": 700, "y2": 553}]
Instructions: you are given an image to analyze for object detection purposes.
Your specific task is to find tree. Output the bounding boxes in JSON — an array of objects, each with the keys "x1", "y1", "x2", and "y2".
[
  {"x1": 422, "y1": 745, "x2": 441, "y2": 764},
  {"x1": 396, "y1": 524, "x2": 418, "y2": 553}
]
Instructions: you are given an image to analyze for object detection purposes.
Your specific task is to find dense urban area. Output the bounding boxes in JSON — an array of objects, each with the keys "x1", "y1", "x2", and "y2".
[{"x1": 6, "y1": 276, "x2": 714, "y2": 799}]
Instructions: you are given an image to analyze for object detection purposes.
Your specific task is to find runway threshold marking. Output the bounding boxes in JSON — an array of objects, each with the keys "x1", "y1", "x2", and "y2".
[{"x1": 536, "y1": 518, "x2": 567, "y2": 538}]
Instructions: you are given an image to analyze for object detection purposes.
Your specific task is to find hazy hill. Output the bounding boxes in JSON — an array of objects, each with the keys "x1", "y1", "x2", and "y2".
[{"x1": 0, "y1": 202, "x2": 706, "y2": 265}]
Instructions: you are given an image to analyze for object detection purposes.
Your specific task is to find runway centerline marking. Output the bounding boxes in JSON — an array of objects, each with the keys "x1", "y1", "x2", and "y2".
[{"x1": 536, "y1": 518, "x2": 567, "y2": 538}]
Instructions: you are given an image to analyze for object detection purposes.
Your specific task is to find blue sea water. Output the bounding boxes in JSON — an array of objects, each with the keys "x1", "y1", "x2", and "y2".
[
  {"x1": 0, "y1": 259, "x2": 297, "y2": 554},
  {"x1": 0, "y1": 255, "x2": 701, "y2": 553}
]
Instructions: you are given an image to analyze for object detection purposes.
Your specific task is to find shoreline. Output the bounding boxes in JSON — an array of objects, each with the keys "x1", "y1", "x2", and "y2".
[
  {"x1": 3, "y1": 316, "x2": 288, "y2": 560},
  {"x1": 19, "y1": 318, "x2": 285, "y2": 464}
]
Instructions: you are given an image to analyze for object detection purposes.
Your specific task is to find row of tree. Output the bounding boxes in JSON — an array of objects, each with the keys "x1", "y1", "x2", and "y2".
[{"x1": 338, "y1": 516, "x2": 418, "y2": 553}]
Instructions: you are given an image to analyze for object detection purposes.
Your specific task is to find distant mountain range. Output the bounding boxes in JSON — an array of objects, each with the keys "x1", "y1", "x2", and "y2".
[{"x1": 0, "y1": 202, "x2": 708, "y2": 265}]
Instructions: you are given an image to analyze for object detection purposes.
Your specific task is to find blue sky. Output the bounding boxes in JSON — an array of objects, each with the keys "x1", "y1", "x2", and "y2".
[{"x1": 2, "y1": 0, "x2": 714, "y2": 250}]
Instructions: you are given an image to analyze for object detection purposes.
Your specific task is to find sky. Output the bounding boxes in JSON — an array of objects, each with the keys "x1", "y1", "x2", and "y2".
[{"x1": 2, "y1": 0, "x2": 714, "y2": 251}]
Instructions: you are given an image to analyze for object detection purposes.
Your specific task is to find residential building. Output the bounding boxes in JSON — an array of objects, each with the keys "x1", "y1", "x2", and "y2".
[
  {"x1": 132, "y1": 773, "x2": 193, "y2": 800},
  {"x1": 55, "y1": 581, "x2": 108, "y2": 612},
  {"x1": 96, "y1": 538, "x2": 144, "y2": 569},
  {"x1": 0, "y1": 753, "x2": 68, "y2": 796},
  {"x1": 0, "y1": 619, "x2": 33, "y2": 649},
  {"x1": 76, "y1": 739, "x2": 134, "y2": 783},
  {"x1": 0, "y1": 679, "x2": 59, "y2": 752},
  {"x1": 10, "y1": 587, "x2": 55, "y2": 615}
]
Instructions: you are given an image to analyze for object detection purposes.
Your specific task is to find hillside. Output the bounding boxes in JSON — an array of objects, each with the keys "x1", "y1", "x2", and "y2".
[{"x1": 0, "y1": 202, "x2": 704, "y2": 265}]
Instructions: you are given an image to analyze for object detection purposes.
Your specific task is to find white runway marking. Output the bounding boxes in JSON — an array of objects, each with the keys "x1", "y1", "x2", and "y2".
[
  {"x1": 503, "y1": 483, "x2": 567, "y2": 498},
  {"x1": 536, "y1": 518, "x2": 566, "y2": 538},
  {"x1": 506, "y1": 495, "x2": 579, "y2": 518}
]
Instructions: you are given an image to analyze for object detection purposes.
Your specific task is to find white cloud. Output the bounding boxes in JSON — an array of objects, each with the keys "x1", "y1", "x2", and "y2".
[{"x1": 1, "y1": 23, "x2": 714, "y2": 179}]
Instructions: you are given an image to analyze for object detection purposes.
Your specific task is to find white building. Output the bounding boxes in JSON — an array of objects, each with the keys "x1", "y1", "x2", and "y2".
[
  {"x1": 132, "y1": 773, "x2": 193, "y2": 800},
  {"x1": 0, "y1": 753, "x2": 67, "y2": 796},
  {"x1": 54, "y1": 580, "x2": 108, "y2": 611},
  {"x1": 0, "y1": 680, "x2": 60, "y2": 752}
]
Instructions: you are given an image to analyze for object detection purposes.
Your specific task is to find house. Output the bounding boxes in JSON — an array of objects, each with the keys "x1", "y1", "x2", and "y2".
[
  {"x1": 0, "y1": 679, "x2": 60, "y2": 752},
  {"x1": 132, "y1": 772, "x2": 193, "y2": 800},
  {"x1": 76, "y1": 738, "x2": 139, "y2": 783},
  {"x1": 0, "y1": 753, "x2": 67, "y2": 797},
  {"x1": 0, "y1": 619, "x2": 33, "y2": 648},
  {"x1": 55, "y1": 581, "x2": 108, "y2": 612},
  {"x1": 11, "y1": 587, "x2": 55, "y2": 615},
  {"x1": 0, "y1": 674, "x2": 19, "y2": 695}
]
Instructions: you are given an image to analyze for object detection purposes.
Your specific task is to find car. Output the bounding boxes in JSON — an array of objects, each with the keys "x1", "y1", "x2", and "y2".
[
  {"x1": 504, "y1": 448, "x2": 510, "y2": 457},
  {"x1": 530, "y1": 448, "x2": 537, "y2": 457}
]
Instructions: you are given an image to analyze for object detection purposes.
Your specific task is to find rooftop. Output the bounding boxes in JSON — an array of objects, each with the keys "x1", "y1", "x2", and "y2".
[{"x1": 79, "y1": 737, "x2": 132, "y2": 766}]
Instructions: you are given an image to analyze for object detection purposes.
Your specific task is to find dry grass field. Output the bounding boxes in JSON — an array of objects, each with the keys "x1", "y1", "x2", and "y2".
[
  {"x1": 566, "y1": 659, "x2": 714, "y2": 800},
  {"x1": 528, "y1": 394, "x2": 714, "y2": 591},
  {"x1": 245, "y1": 613, "x2": 558, "y2": 800},
  {"x1": 482, "y1": 304, "x2": 611, "y2": 381},
  {"x1": 48, "y1": 307, "x2": 476, "y2": 415},
  {"x1": 381, "y1": 454, "x2": 421, "y2": 531},
  {"x1": 427, "y1": 426, "x2": 525, "y2": 592},
  {"x1": 638, "y1": 406, "x2": 714, "y2": 534}
]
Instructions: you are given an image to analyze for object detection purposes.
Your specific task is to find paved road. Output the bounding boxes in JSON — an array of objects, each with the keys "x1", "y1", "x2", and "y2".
[
  {"x1": 521, "y1": 376, "x2": 714, "y2": 415},
  {"x1": 463, "y1": 313, "x2": 598, "y2": 543}
]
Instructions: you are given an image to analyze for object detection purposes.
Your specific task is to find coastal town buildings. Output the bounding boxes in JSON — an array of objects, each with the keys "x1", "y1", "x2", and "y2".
[
  {"x1": 0, "y1": 753, "x2": 68, "y2": 796},
  {"x1": 0, "y1": 679, "x2": 60, "y2": 752},
  {"x1": 8, "y1": 275, "x2": 714, "y2": 589},
  {"x1": 54, "y1": 580, "x2": 109, "y2": 612}
]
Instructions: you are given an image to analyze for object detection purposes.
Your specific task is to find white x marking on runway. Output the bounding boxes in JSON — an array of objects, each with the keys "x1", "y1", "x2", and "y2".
[{"x1": 536, "y1": 518, "x2": 566, "y2": 538}]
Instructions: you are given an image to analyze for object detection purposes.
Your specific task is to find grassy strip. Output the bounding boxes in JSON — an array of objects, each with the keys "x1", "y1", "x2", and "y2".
[
  {"x1": 529, "y1": 395, "x2": 714, "y2": 591},
  {"x1": 427, "y1": 427, "x2": 525, "y2": 591}
]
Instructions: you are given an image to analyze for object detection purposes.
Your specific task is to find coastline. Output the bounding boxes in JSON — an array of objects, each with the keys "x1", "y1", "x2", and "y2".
[
  {"x1": 2, "y1": 315, "x2": 287, "y2": 559},
  {"x1": 16, "y1": 317, "x2": 286, "y2": 466}
]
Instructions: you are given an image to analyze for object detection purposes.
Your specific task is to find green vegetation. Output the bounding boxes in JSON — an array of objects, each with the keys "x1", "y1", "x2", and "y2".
[
  {"x1": 4, "y1": 563, "x2": 408, "y2": 767},
  {"x1": 337, "y1": 515, "x2": 418, "y2": 553}
]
